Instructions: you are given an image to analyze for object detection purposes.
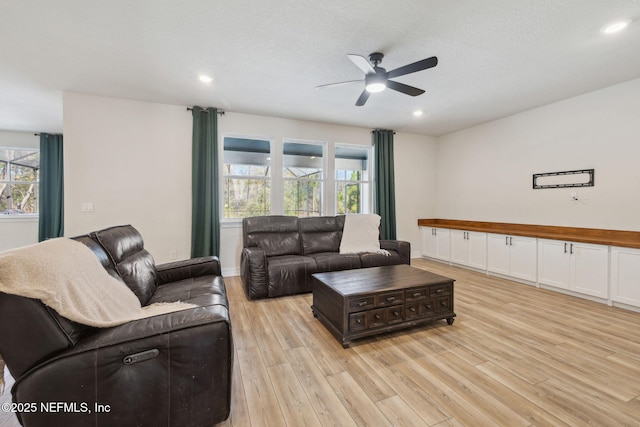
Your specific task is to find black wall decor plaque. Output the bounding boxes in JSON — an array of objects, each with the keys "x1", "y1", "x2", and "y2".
[{"x1": 533, "y1": 169, "x2": 595, "y2": 189}]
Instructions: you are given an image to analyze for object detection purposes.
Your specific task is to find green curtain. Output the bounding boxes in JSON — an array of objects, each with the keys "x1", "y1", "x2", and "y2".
[
  {"x1": 38, "y1": 133, "x2": 64, "y2": 241},
  {"x1": 191, "y1": 107, "x2": 220, "y2": 257},
  {"x1": 372, "y1": 129, "x2": 397, "y2": 240}
]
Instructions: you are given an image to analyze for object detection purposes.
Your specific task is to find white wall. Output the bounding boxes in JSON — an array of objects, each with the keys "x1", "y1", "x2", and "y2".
[
  {"x1": 435, "y1": 77, "x2": 640, "y2": 231},
  {"x1": 63, "y1": 93, "x2": 193, "y2": 263},
  {"x1": 63, "y1": 94, "x2": 436, "y2": 270},
  {"x1": 0, "y1": 130, "x2": 40, "y2": 252}
]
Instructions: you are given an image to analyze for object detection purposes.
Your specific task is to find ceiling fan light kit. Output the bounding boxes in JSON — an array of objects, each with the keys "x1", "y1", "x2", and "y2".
[{"x1": 318, "y1": 51, "x2": 438, "y2": 106}]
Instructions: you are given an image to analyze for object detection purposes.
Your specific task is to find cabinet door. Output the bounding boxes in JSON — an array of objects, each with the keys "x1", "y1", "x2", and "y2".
[
  {"x1": 509, "y1": 236, "x2": 537, "y2": 282},
  {"x1": 450, "y1": 230, "x2": 468, "y2": 265},
  {"x1": 467, "y1": 231, "x2": 487, "y2": 270},
  {"x1": 421, "y1": 227, "x2": 437, "y2": 258},
  {"x1": 434, "y1": 228, "x2": 450, "y2": 261},
  {"x1": 611, "y1": 247, "x2": 640, "y2": 307},
  {"x1": 487, "y1": 234, "x2": 510, "y2": 275},
  {"x1": 538, "y1": 239, "x2": 570, "y2": 290},
  {"x1": 571, "y1": 242, "x2": 608, "y2": 298}
]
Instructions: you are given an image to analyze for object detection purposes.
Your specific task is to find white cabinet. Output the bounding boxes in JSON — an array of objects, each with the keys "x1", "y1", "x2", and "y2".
[
  {"x1": 538, "y1": 239, "x2": 609, "y2": 299},
  {"x1": 450, "y1": 230, "x2": 487, "y2": 270},
  {"x1": 421, "y1": 227, "x2": 450, "y2": 262},
  {"x1": 537, "y1": 239, "x2": 609, "y2": 298},
  {"x1": 487, "y1": 234, "x2": 537, "y2": 282},
  {"x1": 611, "y1": 246, "x2": 640, "y2": 308}
]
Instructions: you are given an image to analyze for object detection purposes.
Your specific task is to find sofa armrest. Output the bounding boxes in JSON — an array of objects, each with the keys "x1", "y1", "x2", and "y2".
[
  {"x1": 156, "y1": 256, "x2": 222, "y2": 285},
  {"x1": 240, "y1": 247, "x2": 268, "y2": 299},
  {"x1": 380, "y1": 240, "x2": 411, "y2": 265}
]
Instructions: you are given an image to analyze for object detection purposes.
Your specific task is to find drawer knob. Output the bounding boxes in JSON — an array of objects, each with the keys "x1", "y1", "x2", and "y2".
[
  {"x1": 435, "y1": 289, "x2": 444, "y2": 294},
  {"x1": 374, "y1": 314, "x2": 382, "y2": 320},
  {"x1": 358, "y1": 301, "x2": 367, "y2": 307},
  {"x1": 410, "y1": 307, "x2": 416, "y2": 312},
  {"x1": 386, "y1": 296, "x2": 395, "y2": 302},
  {"x1": 356, "y1": 319, "x2": 362, "y2": 324},
  {"x1": 412, "y1": 292, "x2": 421, "y2": 298},
  {"x1": 393, "y1": 311, "x2": 400, "y2": 316}
]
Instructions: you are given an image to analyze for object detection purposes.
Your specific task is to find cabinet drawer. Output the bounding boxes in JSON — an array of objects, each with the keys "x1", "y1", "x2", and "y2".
[
  {"x1": 435, "y1": 296, "x2": 453, "y2": 314},
  {"x1": 385, "y1": 306, "x2": 404, "y2": 324},
  {"x1": 367, "y1": 309, "x2": 386, "y2": 328},
  {"x1": 405, "y1": 302, "x2": 421, "y2": 320},
  {"x1": 349, "y1": 313, "x2": 366, "y2": 331},
  {"x1": 377, "y1": 291, "x2": 404, "y2": 307},
  {"x1": 348, "y1": 296, "x2": 375, "y2": 312},
  {"x1": 419, "y1": 300, "x2": 435, "y2": 317},
  {"x1": 430, "y1": 284, "x2": 451, "y2": 297},
  {"x1": 405, "y1": 287, "x2": 428, "y2": 301}
]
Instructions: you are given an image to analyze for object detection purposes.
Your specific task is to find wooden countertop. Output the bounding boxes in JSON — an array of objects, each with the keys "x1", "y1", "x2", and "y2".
[{"x1": 417, "y1": 219, "x2": 640, "y2": 249}]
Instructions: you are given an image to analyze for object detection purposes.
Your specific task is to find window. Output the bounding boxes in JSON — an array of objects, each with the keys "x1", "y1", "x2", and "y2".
[
  {"x1": 222, "y1": 137, "x2": 271, "y2": 219},
  {"x1": 335, "y1": 145, "x2": 371, "y2": 214},
  {"x1": 0, "y1": 148, "x2": 40, "y2": 215},
  {"x1": 283, "y1": 141, "x2": 324, "y2": 217}
]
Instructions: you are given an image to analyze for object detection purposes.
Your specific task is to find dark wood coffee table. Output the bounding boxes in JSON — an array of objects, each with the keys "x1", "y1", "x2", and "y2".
[{"x1": 311, "y1": 264, "x2": 456, "y2": 348}]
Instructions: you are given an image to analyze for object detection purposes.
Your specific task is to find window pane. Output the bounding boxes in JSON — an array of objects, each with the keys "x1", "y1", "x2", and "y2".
[
  {"x1": 223, "y1": 137, "x2": 271, "y2": 218},
  {"x1": 223, "y1": 178, "x2": 270, "y2": 218},
  {"x1": 283, "y1": 141, "x2": 324, "y2": 216},
  {"x1": 336, "y1": 182, "x2": 368, "y2": 214},
  {"x1": 335, "y1": 146, "x2": 368, "y2": 180},
  {"x1": 284, "y1": 180, "x2": 322, "y2": 217},
  {"x1": 0, "y1": 148, "x2": 39, "y2": 215}
]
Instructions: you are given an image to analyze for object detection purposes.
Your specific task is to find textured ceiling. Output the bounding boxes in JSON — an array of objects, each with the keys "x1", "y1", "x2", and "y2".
[{"x1": 1, "y1": 0, "x2": 639, "y2": 136}]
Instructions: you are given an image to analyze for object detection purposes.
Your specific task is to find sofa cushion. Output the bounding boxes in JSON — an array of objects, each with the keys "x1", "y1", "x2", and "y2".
[
  {"x1": 307, "y1": 252, "x2": 361, "y2": 272},
  {"x1": 92, "y1": 225, "x2": 158, "y2": 305},
  {"x1": 243, "y1": 216, "x2": 301, "y2": 256},
  {"x1": 299, "y1": 216, "x2": 341, "y2": 255},
  {"x1": 267, "y1": 255, "x2": 317, "y2": 297}
]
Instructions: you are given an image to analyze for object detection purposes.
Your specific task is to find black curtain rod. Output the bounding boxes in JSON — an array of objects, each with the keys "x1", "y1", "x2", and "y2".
[{"x1": 186, "y1": 107, "x2": 225, "y2": 115}]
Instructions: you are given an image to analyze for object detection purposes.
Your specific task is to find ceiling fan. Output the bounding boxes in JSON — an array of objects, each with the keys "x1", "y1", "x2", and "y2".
[{"x1": 317, "y1": 52, "x2": 438, "y2": 106}]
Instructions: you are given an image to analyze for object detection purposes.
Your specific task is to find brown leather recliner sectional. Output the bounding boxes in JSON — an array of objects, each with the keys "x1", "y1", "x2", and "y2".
[
  {"x1": 0, "y1": 225, "x2": 232, "y2": 427},
  {"x1": 241, "y1": 215, "x2": 411, "y2": 299}
]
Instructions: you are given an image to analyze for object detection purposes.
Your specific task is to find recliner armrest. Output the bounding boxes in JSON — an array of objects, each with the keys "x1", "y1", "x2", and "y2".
[
  {"x1": 380, "y1": 240, "x2": 411, "y2": 265},
  {"x1": 156, "y1": 256, "x2": 222, "y2": 285},
  {"x1": 240, "y1": 247, "x2": 268, "y2": 299}
]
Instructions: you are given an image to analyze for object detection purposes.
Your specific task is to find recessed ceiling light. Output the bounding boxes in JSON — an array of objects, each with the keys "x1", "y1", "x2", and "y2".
[
  {"x1": 601, "y1": 20, "x2": 630, "y2": 34},
  {"x1": 198, "y1": 74, "x2": 214, "y2": 83},
  {"x1": 413, "y1": 110, "x2": 424, "y2": 117}
]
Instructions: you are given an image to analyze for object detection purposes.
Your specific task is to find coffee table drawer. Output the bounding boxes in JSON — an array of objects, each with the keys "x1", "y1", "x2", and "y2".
[
  {"x1": 349, "y1": 312, "x2": 366, "y2": 331},
  {"x1": 348, "y1": 296, "x2": 375, "y2": 312},
  {"x1": 367, "y1": 309, "x2": 386, "y2": 328},
  {"x1": 377, "y1": 291, "x2": 404, "y2": 307},
  {"x1": 431, "y1": 284, "x2": 452, "y2": 297},
  {"x1": 406, "y1": 287, "x2": 428, "y2": 301}
]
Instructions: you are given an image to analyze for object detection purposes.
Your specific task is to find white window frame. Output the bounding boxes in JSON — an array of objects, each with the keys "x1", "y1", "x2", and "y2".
[
  {"x1": 282, "y1": 139, "x2": 327, "y2": 217},
  {"x1": 334, "y1": 143, "x2": 373, "y2": 215},
  {"x1": 0, "y1": 147, "x2": 40, "y2": 217},
  {"x1": 220, "y1": 134, "x2": 273, "y2": 222}
]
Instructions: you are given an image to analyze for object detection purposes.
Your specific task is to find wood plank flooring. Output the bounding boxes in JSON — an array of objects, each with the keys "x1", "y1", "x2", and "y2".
[{"x1": 2, "y1": 258, "x2": 640, "y2": 426}]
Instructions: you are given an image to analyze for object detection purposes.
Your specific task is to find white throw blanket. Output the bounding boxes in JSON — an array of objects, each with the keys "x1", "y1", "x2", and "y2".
[
  {"x1": 339, "y1": 213, "x2": 390, "y2": 255},
  {"x1": 0, "y1": 238, "x2": 195, "y2": 327}
]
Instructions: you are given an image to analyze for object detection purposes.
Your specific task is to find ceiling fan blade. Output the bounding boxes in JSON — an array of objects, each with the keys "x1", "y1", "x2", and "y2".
[
  {"x1": 386, "y1": 56, "x2": 438, "y2": 79},
  {"x1": 315, "y1": 79, "x2": 364, "y2": 89},
  {"x1": 355, "y1": 89, "x2": 371, "y2": 106},
  {"x1": 347, "y1": 54, "x2": 376, "y2": 74},
  {"x1": 386, "y1": 80, "x2": 425, "y2": 96}
]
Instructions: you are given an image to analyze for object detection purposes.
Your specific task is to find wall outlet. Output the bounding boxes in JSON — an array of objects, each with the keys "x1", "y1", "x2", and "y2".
[{"x1": 169, "y1": 250, "x2": 177, "y2": 260}]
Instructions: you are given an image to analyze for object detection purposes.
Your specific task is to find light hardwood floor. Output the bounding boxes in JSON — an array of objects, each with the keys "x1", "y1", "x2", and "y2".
[{"x1": 2, "y1": 259, "x2": 640, "y2": 426}]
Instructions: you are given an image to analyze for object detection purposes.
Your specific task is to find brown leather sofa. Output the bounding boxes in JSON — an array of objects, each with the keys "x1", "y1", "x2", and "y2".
[
  {"x1": 0, "y1": 225, "x2": 232, "y2": 427},
  {"x1": 241, "y1": 215, "x2": 411, "y2": 299}
]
